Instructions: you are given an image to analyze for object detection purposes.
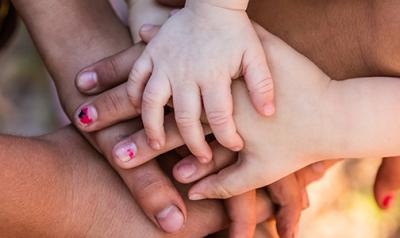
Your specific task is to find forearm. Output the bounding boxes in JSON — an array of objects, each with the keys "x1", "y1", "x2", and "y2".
[
  {"x1": 12, "y1": 0, "x2": 131, "y2": 116},
  {"x1": 324, "y1": 77, "x2": 400, "y2": 159}
]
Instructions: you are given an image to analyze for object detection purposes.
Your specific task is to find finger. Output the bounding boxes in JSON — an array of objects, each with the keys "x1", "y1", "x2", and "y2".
[
  {"x1": 200, "y1": 82, "x2": 244, "y2": 151},
  {"x1": 119, "y1": 160, "x2": 186, "y2": 233},
  {"x1": 242, "y1": 42, "x2": 275, "y2": 116},
  {"x1": 267, "y1": 175, "x2": 303, "y2": 238},
  {"x1": 139, "y1": 24, "x2": 161, "y2": 43},
  {"x1": 74, "y1": 83, "x2": 140, "y2": 132},
  {"x1": 189, "y1": 157, "x2": 262, "y2": 199},
  {"x1": 126, "y1": 50, "x2": 153, "y2": 112},
  {"x1": 297, "y1": 160, "x2": 340, "y2": 186},
  {"x1": 141, "y1": 73, "x2": 172, "y2": 150},
  {"x1": 374, "y1": 157, "x2": 400, "y2": 209},
  {"x1": 173, "y1": 141, "x2": 236, "y2": 183},
  {"x1": 112, "y1": 114, "x2": 184, "y2": 169},
  {"x1": 93, "y1": 120, "x2": 187, "y2": 234},
  {"x1": 76, "y1": 45, "x2": 144, "y2": 94},
  {"x1": 173, "y1": 83, "x2": 212, "y2": 163},
  {"x1": 225, "y1": 191, "x2": 257, "y2": 238}
]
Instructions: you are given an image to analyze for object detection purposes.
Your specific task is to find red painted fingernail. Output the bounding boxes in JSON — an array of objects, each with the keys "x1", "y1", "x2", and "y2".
[
  {"x1": 382, "y1": 194, "x2": 395, "y2": 209},
  {"x1": 114, "y1": 142, "x2": 137, "y2": 163},
  {"x1": 77, "y1": 105, "x2": 97, "y2": 126}
]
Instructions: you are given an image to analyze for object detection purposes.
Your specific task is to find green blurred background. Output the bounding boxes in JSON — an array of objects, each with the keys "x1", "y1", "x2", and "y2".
[{"x1": 1, "y1": 17, "x2": 400, "y2": 238}]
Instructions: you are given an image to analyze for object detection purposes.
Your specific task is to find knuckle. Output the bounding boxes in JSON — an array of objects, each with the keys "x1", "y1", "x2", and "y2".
[
  {"x1": 175, "y1": 111, "x2": 197, "y2": 128},
  {"x1": 133, "y1": 172, "x2": 172, "y2": 199},
  {"x1": 250, "y1": 77, "x2": 274, "y2": 95},
  {"x1": 101, "y1": 92, "x2": 126, "y2": 116},
  {"x1": 213, "y1": 181, "x2": 234, "y2": 199},
  {"x1": 207, "y1": 110, "x2": 231, "y2": 127},
  {"x1": 142, "y1": 88, "x2": 160, "y2": 108}
]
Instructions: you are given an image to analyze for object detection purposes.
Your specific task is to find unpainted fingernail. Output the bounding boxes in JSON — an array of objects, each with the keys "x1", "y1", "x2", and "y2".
[
  {"x1": 177, "y1": 161, "x2": 197, "y2": 179},
  {"x1": 189, "y1": 193, "x2": 206, "y2": 201},
  {"x1": 77, "y1": 71, "x2": 97, "y2": 91},
  {"x1": 141, "y1": 24, "x2": 155, "y2": 32},
  {"x1": 382, "y1": 193, "x2": 395, "y2": 209},
  {"x1": 198, "y1": 156, "x2": 211, "y2": 164},
  {"x1": 156, "y1": 205, "x2": 185, "y2": 233},
  {"x1": 77, "y1": 105, "x2": 97, "y2": 126},
  {"x1": 263, "y1": 103, "x2": 275, "y2": 116},
  {"x1": 148, "y1": 139, "x2": 161, "y2": 150},
  {"x1": 114, "y1": 142, "x2": 137, "y2": 163}
]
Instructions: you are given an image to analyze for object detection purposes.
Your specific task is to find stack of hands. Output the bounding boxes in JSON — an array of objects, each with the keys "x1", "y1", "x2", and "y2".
[{"x1": 6, "y1": 0, "x2": 400, "y2": 237}]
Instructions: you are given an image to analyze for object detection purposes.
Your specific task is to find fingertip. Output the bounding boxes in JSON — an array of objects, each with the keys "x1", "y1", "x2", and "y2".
[
  {"x1": 76, "y1": 71, "x2": 98, "y2": 92},
  {"x1": 262, "y1": 102, "x2": 275, "y2": 116}
]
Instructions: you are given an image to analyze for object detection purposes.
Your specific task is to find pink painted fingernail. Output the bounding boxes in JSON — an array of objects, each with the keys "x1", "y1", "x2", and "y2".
[
  {"x1": 176, "y1": 161, "x2": 197, "y2": 179},
  {"x1": 77, "y1": 71, "x2": 97, "y2": 91},
  {"x1": 189, "y1": 193, "x2": 206, "y2": 201},
  {"x1": 77, "y1": 105, "x2": 97, "y2": 126},
  {"x1": 156, "y1": 205, "x2": 184, "y2": 233},
  {"x1": 383, "y1": 194, "x2": 395, "y2": 209},
  {"x1": 263, "y1": 103, "x2": 275, "y2": 116},
  {"x1": 114, "y1": 142, "x2": 137, "y2": 163}
]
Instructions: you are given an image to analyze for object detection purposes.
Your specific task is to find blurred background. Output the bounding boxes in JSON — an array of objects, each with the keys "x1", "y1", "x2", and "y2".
[{"x1": 1, "y1": 3, "x2": 399, "y2": 238}]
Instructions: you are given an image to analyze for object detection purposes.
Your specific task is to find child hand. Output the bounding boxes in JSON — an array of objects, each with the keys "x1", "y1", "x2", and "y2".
[{"x1": 128, "y1": 1, "x2": 274, "y2": 162}]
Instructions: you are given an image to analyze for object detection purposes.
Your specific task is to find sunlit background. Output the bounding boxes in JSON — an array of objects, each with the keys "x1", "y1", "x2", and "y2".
[{"x1": 1, "y1": 6, "x2": 399, "y2": 238}]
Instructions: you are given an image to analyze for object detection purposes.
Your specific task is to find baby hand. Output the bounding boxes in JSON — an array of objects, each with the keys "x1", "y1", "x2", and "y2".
[{"x1": 127, "y1": 1, "x2": 274, "y2": 162}]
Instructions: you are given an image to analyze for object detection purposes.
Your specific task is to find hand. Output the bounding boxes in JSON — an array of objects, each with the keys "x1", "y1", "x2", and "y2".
[
  {"x1": 173, "y1": 144, "x2": 338, "y2": 238},
  {"x1": 188, "y1": 23, "x2": 333, "y2": 199},
  {"x1": 13, "y1": 0, "x2": 191, "y2": 233},
  {"x1": 125, "y1": 0, "x2": 274, "y2": 162}
]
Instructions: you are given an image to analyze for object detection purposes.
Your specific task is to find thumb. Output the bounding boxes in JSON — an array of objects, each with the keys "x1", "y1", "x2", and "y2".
[
  {"x1": 188, "y1": 158, "x2": 263, "y2": 199},
  {"x1": 374, "y1": 157, "x2": 400, "y2": 209},
  {"x1": 139, "y1": 24, "x2": 161, "y2": 43}
]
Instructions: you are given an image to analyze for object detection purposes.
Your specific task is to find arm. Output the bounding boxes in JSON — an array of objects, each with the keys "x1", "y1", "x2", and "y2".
[
  {"x1": 0, "y1": 127, "x2": 273, "y2": 237},
  {"x1": 11, "y1": 0, "x2": 188, "y2": 233}
]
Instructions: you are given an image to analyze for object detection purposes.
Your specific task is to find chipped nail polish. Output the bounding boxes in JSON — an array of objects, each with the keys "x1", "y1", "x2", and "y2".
[
  {"x1": 78, "y1": 105, "x2": 97, "y2": 126},
  {"x1": 383, "y1": 194, "x2": 395, "y2": 209},
  {"x1": 114, "y1": 142, "x2": 137, "y2": 163}
]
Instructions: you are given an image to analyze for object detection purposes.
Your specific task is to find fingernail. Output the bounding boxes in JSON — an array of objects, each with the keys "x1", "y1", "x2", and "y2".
[
  {"x1": 198, "y1": 156, "x2": 211, "y2": 164},
  {"x1": 148, "y1": 139, "x2": 161, "y2": 150},
  {"x1": 141, "y1": 24, "x2": 155, "y2": 32},
  {"x1": 156, "y1": 205, "x2": 184, "y2": 233},
  {"x1": 77, "y1": 71, "x2": 97, "y2": 91},
  {"x1": 189, "y1": 193, "x2": 206, "y2": 201},
  {"x1": 383, "y1": 194, "x2": 395, "y2": 209},
  {"x1": 77, "y1": 105, "x2": 97, "y2": 126},
  {"x1": 114, "y1": 142, "x2": 137, "y2": 163},
  {"x1": 263, "y1": 103, "x2": 275, "y2": 116},
  {"x1": 177, "y1": 161, "x2": 197, "y2": 179}
]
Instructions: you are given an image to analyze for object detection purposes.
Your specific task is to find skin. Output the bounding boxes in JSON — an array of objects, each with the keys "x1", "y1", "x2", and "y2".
[
  {"x1": 119, "y1": 0, "x2": 274, "y2": 162},
  {"x1": 0, "y1": 126, "x2": 275, "y2": 237},
  {"x1": 14, "y1": 0, "x2": 400, "y2": 236},
  {"x1": 75, "y1": 0, "x2": 400, "y2": 235}
]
